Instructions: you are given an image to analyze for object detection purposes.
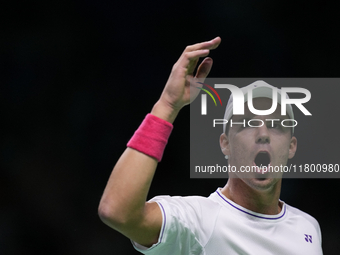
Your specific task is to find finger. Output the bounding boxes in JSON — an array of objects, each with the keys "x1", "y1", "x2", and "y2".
[
  {"x1": 184, "y1": 37, "x2": 221, "y2": 53},
  {"x1": 184, "y1": 37, "x2": 221, "y2": 52},
  {"x1": 177, "y1": 49, "x2": 210, "y2": 72},
  {"x1": 176, "y1": 37, "x2": 221, "y2": 74},
  {"x1": 187, "y1": 58, "x2": 199, "y2": 75},
  {"x1": 195, "y1": 57, "x2": 213, "y2": 79}
]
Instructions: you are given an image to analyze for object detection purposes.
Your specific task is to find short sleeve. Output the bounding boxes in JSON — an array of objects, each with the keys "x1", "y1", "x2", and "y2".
[{"x1": 131, "y1": 195, "x2": 219, "y2": 255}]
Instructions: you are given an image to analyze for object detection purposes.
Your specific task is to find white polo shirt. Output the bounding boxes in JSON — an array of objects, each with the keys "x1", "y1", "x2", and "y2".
[{"x1": 132, "y1": 189, "x2": 323, "y2": 255}]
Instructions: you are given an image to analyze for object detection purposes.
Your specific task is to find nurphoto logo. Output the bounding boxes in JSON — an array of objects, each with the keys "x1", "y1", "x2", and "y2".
[
  {"x1": 192, "y1": 80, "x2": 312, "y2": 130},
  {"x1": 194, "y1": 81, "x2": 312, "y2": 116}
]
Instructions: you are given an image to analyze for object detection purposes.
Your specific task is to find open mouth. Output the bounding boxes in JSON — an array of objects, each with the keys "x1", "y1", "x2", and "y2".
[{"x1": 254, "y1": 151, "x2": 271, "y2": 169}]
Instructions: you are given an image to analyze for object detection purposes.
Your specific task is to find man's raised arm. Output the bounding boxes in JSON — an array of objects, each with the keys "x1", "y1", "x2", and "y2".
[{"x1": 98, "y1": 37, "x2": 221, "y2": 247}]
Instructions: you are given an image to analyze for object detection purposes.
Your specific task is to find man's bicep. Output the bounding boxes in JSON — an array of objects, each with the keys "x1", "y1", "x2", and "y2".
[{"x1": 125, "y1": 201, "x2": 163, "y2": 248}]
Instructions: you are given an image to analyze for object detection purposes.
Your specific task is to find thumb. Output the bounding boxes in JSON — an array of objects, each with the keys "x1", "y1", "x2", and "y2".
[{"x1": 195, "y1": 57, "x2": 213, "y2": 79}]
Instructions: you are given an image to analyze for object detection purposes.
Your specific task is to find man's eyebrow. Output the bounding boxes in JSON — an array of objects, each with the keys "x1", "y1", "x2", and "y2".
[
  {"x1": 265, "y1": 116, "x2": 290, "y2": 121},
  {"x1": 231, "y1": 114, "x2": 290, "y2": 121},
  {"x1": 232, "y1": 114, "x2": 254, "y2": 120},
  {"x1": 265, "y1": 117, "x2": 283, "y2": 121}
]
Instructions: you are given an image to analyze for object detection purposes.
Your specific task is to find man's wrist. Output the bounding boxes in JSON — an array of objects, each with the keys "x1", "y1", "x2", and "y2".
[
  {"x1": 127, "y1": 113, "x2": 173, "y2": 162},
  {"x1": 151, "y1": 100, "x2": 180, "y2": 124}
]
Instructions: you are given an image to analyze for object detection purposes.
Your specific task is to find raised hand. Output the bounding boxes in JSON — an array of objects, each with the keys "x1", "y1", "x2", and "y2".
[{"x1": 152, "y1": 37, "x2": 221, "y2": 123}]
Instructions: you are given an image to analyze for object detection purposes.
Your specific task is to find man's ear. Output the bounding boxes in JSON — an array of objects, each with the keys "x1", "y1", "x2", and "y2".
[
  {"x1": 288, "y1": 136, "x2": 297, "y2": 159},
  {"x1": 220, "y1": 133, "x2": 230, "y2": 157}
]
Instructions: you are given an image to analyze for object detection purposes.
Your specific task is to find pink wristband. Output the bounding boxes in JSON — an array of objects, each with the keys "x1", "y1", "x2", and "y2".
[{"x1": 127, "y1": 114, "x2": 173, "y2": 162}]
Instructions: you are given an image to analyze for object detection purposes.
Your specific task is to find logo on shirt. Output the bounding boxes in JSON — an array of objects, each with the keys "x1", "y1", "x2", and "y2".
[{"x1": 304, "y1": 234, "x2": 313, "y2": 243}]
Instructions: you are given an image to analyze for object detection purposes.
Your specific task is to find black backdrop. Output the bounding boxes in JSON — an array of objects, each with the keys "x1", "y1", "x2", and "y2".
[{"x1": 1, "y1": 1, "x2": 340, "y2": 254}]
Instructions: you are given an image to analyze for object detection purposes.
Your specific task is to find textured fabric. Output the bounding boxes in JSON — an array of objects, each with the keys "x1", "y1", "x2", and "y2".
[
  {"x1": 132, "y1": 189, "x2": 323, "y2": 255},
  {"x1": 127, "y1": 114, "x2": 173, "y2": 162}
]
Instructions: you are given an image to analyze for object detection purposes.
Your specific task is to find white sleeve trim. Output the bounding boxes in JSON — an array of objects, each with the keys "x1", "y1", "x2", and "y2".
[{"x1": 131, "y1": 201, "x2": 167, "y2": 252}]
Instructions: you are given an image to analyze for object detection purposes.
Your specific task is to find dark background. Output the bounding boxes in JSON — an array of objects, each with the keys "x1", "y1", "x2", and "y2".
[{"x1": 1, "y1": 0, "x2": 339, "y2": 254}]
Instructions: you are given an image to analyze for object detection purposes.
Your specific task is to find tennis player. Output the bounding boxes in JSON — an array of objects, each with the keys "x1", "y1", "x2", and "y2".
[{"x1": 98, "y1": 37, "x2": 323, "y2": 254}]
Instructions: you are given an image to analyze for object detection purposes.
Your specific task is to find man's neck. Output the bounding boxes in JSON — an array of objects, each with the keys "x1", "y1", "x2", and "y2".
[{"x1": 221, "y1": 178, "x2": 282, "y2": 215}]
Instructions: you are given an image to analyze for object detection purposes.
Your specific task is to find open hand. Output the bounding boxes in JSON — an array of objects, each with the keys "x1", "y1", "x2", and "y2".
[{"x1": 152, "y1": 37, "x2": 221, "y2": 122}]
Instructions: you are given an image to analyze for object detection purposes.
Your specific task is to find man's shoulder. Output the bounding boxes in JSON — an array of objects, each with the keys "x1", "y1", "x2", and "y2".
[
  {"x1": 285, "y1": 203, "x2": 321, "y2": 230},
  {"x1": 148, "y1": 190, "x2": 222, "y2": 221},
  {"x1": 149, "y1": 190, "x2": 220, "y2": 208},
  {"x1": 148, "y1": 191, "x2": 222, "y2": 238}
]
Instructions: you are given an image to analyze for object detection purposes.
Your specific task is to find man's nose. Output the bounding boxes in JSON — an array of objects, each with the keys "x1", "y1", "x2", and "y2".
[{"x1": 256, "y1": 124, "x2": 270, "y2": 144}]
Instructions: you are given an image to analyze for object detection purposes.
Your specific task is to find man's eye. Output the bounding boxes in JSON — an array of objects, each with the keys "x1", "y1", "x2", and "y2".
[{"x1": 246, "y1": 120, "x2": 261, "y2": 127}]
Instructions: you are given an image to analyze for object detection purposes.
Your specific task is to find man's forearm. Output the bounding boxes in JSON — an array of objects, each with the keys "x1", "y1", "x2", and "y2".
[
  {"x1": 98, "y1": 37, "x2": 221, "y2": 246},
  {"x1": 98, "y1": 101, "x2": 178, "y2": 245},
  {"x1": 98, "y1": 102, "x2": 176, "y2": 213}
]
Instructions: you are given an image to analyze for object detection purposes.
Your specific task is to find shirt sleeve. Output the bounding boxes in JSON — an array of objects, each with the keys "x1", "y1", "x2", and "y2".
[{"x1": 131, "y1": 195, "x2": 218, "y2": 255}]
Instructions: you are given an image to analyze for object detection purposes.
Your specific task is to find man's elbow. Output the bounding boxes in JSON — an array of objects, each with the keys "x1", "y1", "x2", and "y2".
[
  {"x1": 98, "y1": 201, "x2": 122, "y2": 228},
  {"x1": 98, "y1": 201, "x2": 135, "y2": 230}
]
